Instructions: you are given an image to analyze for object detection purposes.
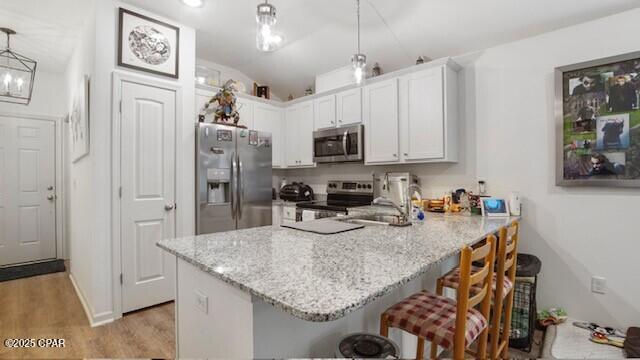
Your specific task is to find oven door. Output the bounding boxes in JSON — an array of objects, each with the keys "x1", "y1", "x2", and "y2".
[{"x1": 313, "y1": 125, "x2": 363, "y2": 163}]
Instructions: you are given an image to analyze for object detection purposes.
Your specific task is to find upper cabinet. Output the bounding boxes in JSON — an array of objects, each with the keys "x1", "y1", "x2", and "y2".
[
  {"x1": 399, "y1": 65, "x2": 458, "y2": 163},
  {"x1": 364, "y1": 63, "x2": 458, "y2": 165},
  {"x1": 236, "y1": 97, "x2": 255, "y2": 130},
  {"x1": 253, "y1": 103, "x2": 285, "y2": 168},
  {"x1": 363, "y1": 78, "x2": 400, "y2": 164},
  {"x1": 313, "y1": 94, "x2": 336, "y2": 130},
  {"x1": 284, "y1": 100, "x2": 315, "y2": 167},
  {"x1": 314, "y1": 88, "x2": 362, "y2": 130},
  {"x1": 336, "y1": 88, "x2": 362, "y2": 127}
]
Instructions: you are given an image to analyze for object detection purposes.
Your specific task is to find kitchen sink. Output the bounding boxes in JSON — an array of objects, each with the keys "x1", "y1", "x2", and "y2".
[{"x1": 339, "y1": 214, "x2": 412, "y2": 227}]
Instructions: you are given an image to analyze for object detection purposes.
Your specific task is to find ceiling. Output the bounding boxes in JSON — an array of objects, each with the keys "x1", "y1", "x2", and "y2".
[
  {"x1": 1, "y1": 1, "x2": 637, "y2": 98},
  {"x1": 121, "y1": 0, "x2": 639, "y2": 99},
  {"x1": 0, "y1": 0, "x2": 93, "y2": 73}
]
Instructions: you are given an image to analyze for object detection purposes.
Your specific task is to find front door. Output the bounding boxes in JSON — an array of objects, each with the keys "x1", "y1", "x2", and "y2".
[
  {"x1": 120, "y1": 79, "x2": 177, "y2": 312},
  {"x1": 0, "y1": 116, "x2": 56, "y2": 267}
]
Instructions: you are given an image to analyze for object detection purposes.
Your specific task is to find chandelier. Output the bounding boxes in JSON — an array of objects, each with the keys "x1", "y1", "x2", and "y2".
[
  {"x1": 351, "y1": 0, "x2": 366, "y2": 84},
  {"x1": 256, "y1": 0, "x2": 282, "y2": 52},
  {"x1": 0, "y1": 28, "x2": 36, "y2": 105}
]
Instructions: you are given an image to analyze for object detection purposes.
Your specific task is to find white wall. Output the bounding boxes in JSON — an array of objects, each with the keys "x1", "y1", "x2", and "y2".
[
  {"x1": 469, "y1": 8, "x2": 640, "y2": 329},
  {"x1": 64, "y1": 0, "x2": 98, "y2": 323},
  {"x1": 65, "y1": 0, "x2": 195, "y2": 326}
]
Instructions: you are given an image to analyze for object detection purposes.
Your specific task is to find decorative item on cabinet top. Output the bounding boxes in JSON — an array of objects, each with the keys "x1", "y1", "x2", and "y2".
[{"x1": 200, "y1": 80, "x2": 246, "y2": 127}]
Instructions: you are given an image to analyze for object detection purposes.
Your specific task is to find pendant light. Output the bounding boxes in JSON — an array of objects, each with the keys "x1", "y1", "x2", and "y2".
[
  {"x1": 256, "y1": 0, "x2": 282, "y2": 52},
  {"x1": 351, "y1": 0, "x2": 366, "y2": 84},
  {"x1": 0, "y1": 28, "x2": 37, "y2": 105}
]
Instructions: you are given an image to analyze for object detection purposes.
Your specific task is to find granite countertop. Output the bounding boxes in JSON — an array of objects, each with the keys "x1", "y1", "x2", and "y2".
[{"x1": 157, "y1": 211, "x2": 517, "y2": 322}]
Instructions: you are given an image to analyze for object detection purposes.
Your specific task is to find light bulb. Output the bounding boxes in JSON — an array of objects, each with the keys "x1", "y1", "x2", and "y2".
[
  {"x1": 260, "y1": 24, "x2": 271, "y2": 39},
  {"x1": 3, "y1": 73, "x2": 12, "y2": 93},
  {"x1": 16, "y1": 77, "x2": 24, "y2": 93},
  {"x1": 354, "y1": 67, "x2": 364, "y2": 84}
]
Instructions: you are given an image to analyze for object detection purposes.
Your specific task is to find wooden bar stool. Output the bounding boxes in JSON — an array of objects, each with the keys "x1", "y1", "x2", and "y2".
[
  {"x1": 437, "y1": 221, "x2": 520, "y2": 358},
  {"x1": 380, "y1": 235, "x2": 496, "y2": 359}
]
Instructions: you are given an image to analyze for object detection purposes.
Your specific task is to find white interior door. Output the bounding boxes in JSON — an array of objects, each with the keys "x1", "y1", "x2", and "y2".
[
  {"x1": 0, "y1": 116, "x2": 56, "y2": 266},
  {"x1": 120, "y1": 80, "x2": 177, "y2": 312}
]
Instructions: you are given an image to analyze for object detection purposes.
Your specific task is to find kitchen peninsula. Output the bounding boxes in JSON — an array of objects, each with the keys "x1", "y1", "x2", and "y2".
[{"x1": 157, "y1": 212, "x2": 516, "y2": 358}]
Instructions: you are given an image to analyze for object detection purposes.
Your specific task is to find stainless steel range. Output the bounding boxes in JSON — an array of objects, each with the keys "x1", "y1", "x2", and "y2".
[{"x1": 296, "y1": 180, "x2": 373, "y2": 220}]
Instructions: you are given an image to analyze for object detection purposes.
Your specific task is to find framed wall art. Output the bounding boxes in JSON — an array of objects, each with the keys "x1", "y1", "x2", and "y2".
[
  {"x1": 118, "y1": 8, "x2": 180, "y2": 79},
  {"x1": 556, "y1": 51, "x2": 640, "y2": 187},
  {"x1": 70, "y1": 75, "x2": 90, "y2": 163}
]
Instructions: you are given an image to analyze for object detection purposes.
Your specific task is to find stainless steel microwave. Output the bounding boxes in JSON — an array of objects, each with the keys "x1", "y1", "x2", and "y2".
[{"x1": 313, "y1": 124, "x2": 364, "y2": 163}]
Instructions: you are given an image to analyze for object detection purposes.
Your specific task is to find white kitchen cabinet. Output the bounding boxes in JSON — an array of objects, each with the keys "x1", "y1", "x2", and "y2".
[
  {"x1": 284, "y1": 100, "x2": 315, "y2": 167},
  {"x1": 236, "y1": 97, "x2": 255, "y2": 129},
  {"x1": 399, "y1": 65, "x2": 458, "y2": 163},
  {"x1": 313, "y1": 94, "x2": 336, "y2": 130},
  {"x1": 254, "y1": 103, "x2": 285, "y2": 168},
  {"x1": 336, "y1": 88, "x2": 362, "y2": 127},
  {"x1": 363, "y1": 78, "x2": 400, "y2": 164}
]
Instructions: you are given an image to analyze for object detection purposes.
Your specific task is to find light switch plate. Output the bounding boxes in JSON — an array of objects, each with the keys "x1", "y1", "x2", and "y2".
[
  {"x1": 195, "y1": 290, "x2": 209, "y2": 314},
  {"x1": 591, "y1": 276, "x2": 606, "y2": 294}
]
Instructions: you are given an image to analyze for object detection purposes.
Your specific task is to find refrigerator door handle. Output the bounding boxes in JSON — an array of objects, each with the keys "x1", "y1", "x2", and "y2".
[
  {"x1": 231, "y1": 151, "x2": 237, "y2": 219},
  {"x1": 238, "y1": 154, "x2": 244, "y2": 219}
]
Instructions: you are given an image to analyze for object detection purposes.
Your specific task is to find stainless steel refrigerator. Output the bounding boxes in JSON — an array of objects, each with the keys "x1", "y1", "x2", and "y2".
[{"x1": 196, "y1": 123, "x2": 272, "y2": 234}]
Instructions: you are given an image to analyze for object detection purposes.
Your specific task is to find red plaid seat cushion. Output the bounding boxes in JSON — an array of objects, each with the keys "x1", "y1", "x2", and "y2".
[
  {"x1": 442, "y1": 266, "x2": 513, "y2": 298},
  {"x1": 383, "y1": 290, "x2": 488, "y2": 350}
]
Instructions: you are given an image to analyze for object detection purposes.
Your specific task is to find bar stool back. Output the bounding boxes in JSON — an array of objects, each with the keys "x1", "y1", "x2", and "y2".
[
  {"x1": 490, "y1": 221, "x2": 520, "y2": 358},
  {"x1": 380, "y1": 235, "x2": 496, "y2": 359}
]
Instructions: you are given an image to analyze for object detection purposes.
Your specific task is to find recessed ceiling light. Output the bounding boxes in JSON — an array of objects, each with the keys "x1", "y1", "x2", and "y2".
[{"x1": 180, "y1": 0, "x2": 203, "y2": 8}]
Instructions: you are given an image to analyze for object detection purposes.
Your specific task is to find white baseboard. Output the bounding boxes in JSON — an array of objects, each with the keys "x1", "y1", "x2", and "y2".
[{"x1": 69, "y1": 273, "x2": 115, "y2": 327}]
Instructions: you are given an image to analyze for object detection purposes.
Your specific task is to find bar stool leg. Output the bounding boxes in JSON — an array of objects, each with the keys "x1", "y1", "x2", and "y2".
[
  {"x1": 380, "y1": 313, "x2": 389, "y2": 337},
  {"x1": 416, "y1": 337, "x2": 425, "y2": 360},
  {"x1": 489, "y1": 292, "x2": 505, "y2": 357},
  {"x1": 500, "y1": 289, "x2": 515, "y2": 358},
  {"x1": 430, "y1": 278, "x2": 444, "y2": 358}
]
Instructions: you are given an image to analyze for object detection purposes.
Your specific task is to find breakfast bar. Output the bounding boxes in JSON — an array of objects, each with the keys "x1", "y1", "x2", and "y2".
[{"x1": 157, "y1": 212, "x2": 517, "y2": 358}]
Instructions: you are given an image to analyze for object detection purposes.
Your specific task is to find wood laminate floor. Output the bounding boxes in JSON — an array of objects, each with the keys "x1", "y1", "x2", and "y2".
[{"x1": 0, "y1": 263, "x2": 175, "y2": 359}]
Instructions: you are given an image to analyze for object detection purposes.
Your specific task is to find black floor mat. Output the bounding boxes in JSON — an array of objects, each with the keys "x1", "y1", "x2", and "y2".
[{"x1": 0, "y1": 260, "x2": 66, "y2": 282}]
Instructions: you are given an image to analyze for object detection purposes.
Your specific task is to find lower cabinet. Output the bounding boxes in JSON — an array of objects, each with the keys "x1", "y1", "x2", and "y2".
[{"x1": 284, "y1": 100, "x2": 315, "y2": 167}]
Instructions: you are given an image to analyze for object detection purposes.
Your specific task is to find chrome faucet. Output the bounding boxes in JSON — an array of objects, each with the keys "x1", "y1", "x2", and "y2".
[
  {"x1": 373, "y1": 197, "x2": 406, "y2": 219},
  {"x1": 372, "y1": 182, "x2": 423, "y2": 224}
]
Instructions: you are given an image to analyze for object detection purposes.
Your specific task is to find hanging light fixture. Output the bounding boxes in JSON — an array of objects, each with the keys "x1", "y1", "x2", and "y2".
[
  {"x1": 0, "y1": 28, "x2": 36, "y2": 105},
  {"x1": 256, "y1": 0, "x2": 282, "y2": 52},
  {"x1": 351, "y1": 0, "x2": 366, "y2": 84}
]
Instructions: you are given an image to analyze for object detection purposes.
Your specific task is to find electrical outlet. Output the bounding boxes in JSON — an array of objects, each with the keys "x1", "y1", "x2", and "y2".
[
  {"x1": 195, "y1": 290, "x2": 208, "y2": 314},
  {"x1": 591, "y1": 276, "x2": 606, "y2": 294}
]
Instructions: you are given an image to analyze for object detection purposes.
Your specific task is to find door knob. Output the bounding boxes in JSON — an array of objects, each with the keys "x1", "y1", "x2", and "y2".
[
  {"x1": 404, "y1": 153, "x2": 409, "y2": 156},
  {"x1": 164, "y1": 204, "x2": 175, "y2": 211},
  {"x1": 47, "y1": 194, "x2": 55, "y2": 201},
  {"x1": 47, "y1": 186, "x2": 54, "y2": 190}
]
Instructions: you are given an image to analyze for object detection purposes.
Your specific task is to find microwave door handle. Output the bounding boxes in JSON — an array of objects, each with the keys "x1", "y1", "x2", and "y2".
[{"x1": 342, "y1": 130, "x2": 348, "y2": 156}]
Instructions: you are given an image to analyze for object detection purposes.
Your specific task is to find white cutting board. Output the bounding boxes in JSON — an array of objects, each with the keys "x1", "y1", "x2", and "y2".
[{"x1": 282, "y1": 219, "x2": 364, "y2": 234}]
